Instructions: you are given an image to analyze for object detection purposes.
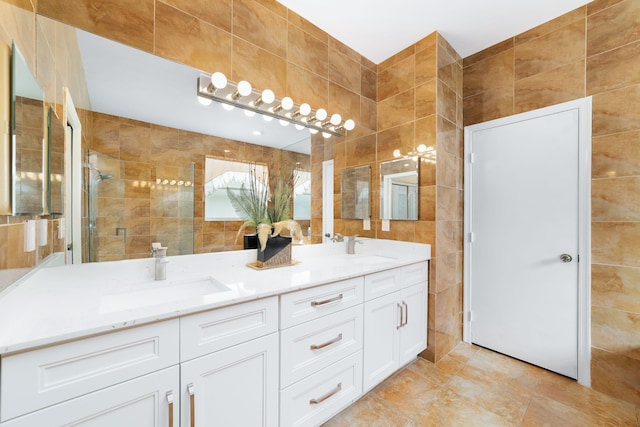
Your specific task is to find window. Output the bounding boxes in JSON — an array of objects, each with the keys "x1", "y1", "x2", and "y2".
[
  {"x1": 204, "y1": 158, "x2": 268, "y2": 221},
  {"x1": 293, "y1": 170, "x2": 311, "y2": 220}
]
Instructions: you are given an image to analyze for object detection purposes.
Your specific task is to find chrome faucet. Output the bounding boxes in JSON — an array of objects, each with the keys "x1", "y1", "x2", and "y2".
[
  {"x1": 346, "y1": 236, "x2": 363, "y2": 254},
  {"x1": 152, "y1": 243, "x2": 169, "y2": 281},
  {"x1": 330, "y1": 233, "x2": 344, "y2": 243}
]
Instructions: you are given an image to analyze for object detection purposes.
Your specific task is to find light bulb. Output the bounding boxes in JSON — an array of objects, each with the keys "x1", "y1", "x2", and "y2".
[
  {"x1": 417, "y1": 144, "x2": 427, "y2": 153},
  {"x1": 211, "y1": 72, "x2": 227, "y2": 89},
  {"x1": 393, "y1": 149, "x2": 401, "y2": 158},
  {"x1": 315, "y1": 108, "x2": 327, "y2": 121},
  {"x1": 197, "y1": 95, "x2": 212, "y2": 106},
  {"x1": 344, "y1": 119, "x2": 355, "y2": 131},
  {"x1": 299, "y1": 103, "x2": 311, "y2": 116},
  {"x1": 222, "y1": 103, "x2": 235, "y2": 111},
  {"x1": 279, "y1": 119, "x2": 289, "y2": 126},
  {"x1": 330, "y1": 113, "x2": 342, "y2": 126},
  {"x1": 262, "y1": 89, "x2": 275, "y2": 104},
  {"x1": 322, "y1": 132, "x2": 331, "y2": 138},
  {"x1": 281, "y1": 97, "x2": 294, "y2": 111},
  {"x1": 244, "y1": 109, "x2": 256, "y2": 117},
  {"x1": 309, "y1": 128, "x2": 319, "y2": 134},
  {"x1": 237, "y1": 80, "x2": 252, "y2": 97},
  {"x1": 263, "y1": 115, "x2": 273, "y2": 122},
  {"x1": 294, "y1": 124, "x2": 305, "y2": 130}
]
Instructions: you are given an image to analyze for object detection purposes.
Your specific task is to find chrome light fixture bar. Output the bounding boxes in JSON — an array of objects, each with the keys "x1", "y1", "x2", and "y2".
[{"x1": 196, "y1": 73, "x2": 355, "y2": 137}]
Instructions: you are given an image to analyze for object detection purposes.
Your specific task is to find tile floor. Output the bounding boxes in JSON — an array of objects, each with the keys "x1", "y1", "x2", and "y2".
[{"x1": 324, "y1": 343, "x2": 640, "y2": 426}]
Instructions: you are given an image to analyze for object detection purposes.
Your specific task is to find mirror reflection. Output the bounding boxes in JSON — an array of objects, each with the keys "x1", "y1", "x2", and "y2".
[
  {"x1": 47, "y1": 107, "x2": 64, "y2": 215},
  {"x1": 47, "y1": 20, "x2": 313, "y2": 262},
  {"x1": 380, "y1": 158, "x2": 419, "y2": 220},
  {"x1": 11, "y1": 42, "x2": 44, "y2": 216},
  {"x1": 341, "y1": 165, "x2": 370, "y2": 220}
]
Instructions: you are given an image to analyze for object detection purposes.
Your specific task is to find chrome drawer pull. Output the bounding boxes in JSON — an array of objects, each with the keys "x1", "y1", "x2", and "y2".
[
  {"x1": 166, "y1": 391, "x2": 174, "y2": 427},
  {"x1": 187, "y1": 383, "x2": 195, "y2": 427},
  {"x1": 310, "y1": 333, "x2": 343, "y2": 350},
  {"x1": 311, "y1": 293, "x2": 343, "y2": 307},
  {"x1": 309, "y1": 382, "x2": 342, "y2": 405},
  {"x1": 397, "y1": 303, "x2": 403, "y2": 329}
]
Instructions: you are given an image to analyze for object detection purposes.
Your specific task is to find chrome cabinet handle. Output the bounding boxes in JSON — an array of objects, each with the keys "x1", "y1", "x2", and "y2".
[
  {"x1": 311, "y1": 293, "x2": 343, "y2": 307},
  {"x1": 402, "y1": 301, "x2": 408, "y2": 327},
  {"x1": 166, "y1": 391, "x2": 174, "y2": 427},
  {"x1": 310, "y1": 333, "x2": 343, "y2": 350},
  {"x1": 560, "y1": 254, "x2": 573, "y2": 263},
  {"x1": 309, "y1": 382, "x2": 342, "y2": 405},
  {"x1": 397, "y1": 303, "x2": 403, "y2": 329},
  {"x1": 187, "y1": 383, "x2": 195, "y2": 427}
]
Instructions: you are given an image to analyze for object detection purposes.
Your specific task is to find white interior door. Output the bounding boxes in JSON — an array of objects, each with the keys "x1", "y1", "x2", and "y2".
[
  {"x1": 464, "y1": 98, "x2": 591, "y2": 380},
  {"x1": 322, "y1": 160, "x2": 334, "y2": 242}
]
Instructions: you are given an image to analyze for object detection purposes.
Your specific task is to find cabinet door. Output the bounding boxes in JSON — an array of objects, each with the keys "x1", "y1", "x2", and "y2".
[
  {"x1": 399, "y1": 282, "x2": 427, "y2": 366},
  {"x1": 1, "y1": 366, "x2": 179, "y2": 427},
  {"x1": 181, "y1": 333, "x2": 279, "y2": 427},
  {"x1": 362, "y1": 291, "x2": 400, "y2": 392}
]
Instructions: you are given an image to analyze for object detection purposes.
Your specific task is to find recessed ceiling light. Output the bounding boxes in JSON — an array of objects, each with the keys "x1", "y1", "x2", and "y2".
[{"x1": 253, "y1": 130, "x2": 263, "y2": 136}]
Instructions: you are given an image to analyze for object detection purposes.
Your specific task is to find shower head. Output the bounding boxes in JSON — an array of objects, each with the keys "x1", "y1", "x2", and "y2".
[{"x1": 86, "y1": 163, "x2": 114, "y2": 181}]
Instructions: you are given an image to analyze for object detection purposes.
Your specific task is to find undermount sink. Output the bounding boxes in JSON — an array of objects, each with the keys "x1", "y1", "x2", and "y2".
[
  {"x1": 351, "y1": 255, "x2": 397, "y2": 265},
  {"x1": 100, "y1": 276, "x2": 231, "y2": 313}
]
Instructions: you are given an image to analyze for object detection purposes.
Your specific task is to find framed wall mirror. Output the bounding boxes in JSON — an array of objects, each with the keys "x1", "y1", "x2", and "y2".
[
  {"x1": 341, "y1": 165, "x2": 370, "y2": 219},
  {"x1": 11, "y1": 41, "x2": 45, "y2": 215},
  {"x1": 47, "y1": 106, "x2": 64, "y2": 215},
  {"x1": 380, "y1": 158, "x2": 419, "y2": 220}
]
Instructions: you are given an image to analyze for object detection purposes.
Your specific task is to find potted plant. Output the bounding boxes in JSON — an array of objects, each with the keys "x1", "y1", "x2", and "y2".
[{"x1": 228, "y1": 165, "x2": 302, "y2": 268}]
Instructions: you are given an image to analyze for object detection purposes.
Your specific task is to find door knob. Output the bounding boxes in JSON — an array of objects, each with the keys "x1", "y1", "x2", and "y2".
[{"x1": 560, "y1": 254, "x2": 573, "y2": 263}]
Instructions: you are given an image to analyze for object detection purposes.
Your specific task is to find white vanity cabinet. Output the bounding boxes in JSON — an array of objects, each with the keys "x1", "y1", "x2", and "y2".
[
  {"x1": 362, "y1": 262, "x2": 428, "y2": 392},
  {"x1": 179, "y1": 297, "x2": 279, "y2": 427},
  {"x1": 0, "y1": 320, "x2": 180, "y2": 426},
  {"x1": 279, "y1": 277, "x2": 364, "y2": 426}
]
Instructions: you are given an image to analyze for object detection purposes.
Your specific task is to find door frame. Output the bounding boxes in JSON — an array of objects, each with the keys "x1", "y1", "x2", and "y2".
[
  {"x1": 64, "y1": 88, "x2": 82, "y2": 264},
  {"x1": 463, "y1": 97, "x2": 592, "y2": 386}
]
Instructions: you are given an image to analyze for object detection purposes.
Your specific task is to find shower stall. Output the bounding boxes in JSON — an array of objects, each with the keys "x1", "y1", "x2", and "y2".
[{"x1": 87, "y1": 151, "x2": 194, "y2": 262}]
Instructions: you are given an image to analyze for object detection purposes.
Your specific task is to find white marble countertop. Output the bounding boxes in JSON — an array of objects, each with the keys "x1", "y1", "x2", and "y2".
[{"x1": 0, "y1": 239, "x2": 430, "y2": 355}]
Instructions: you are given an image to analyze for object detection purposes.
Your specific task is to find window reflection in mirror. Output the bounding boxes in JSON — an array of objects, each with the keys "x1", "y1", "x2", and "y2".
[
  {"x1": 293, "y1": 170, "x2": 310, "y2": 220},
  {"x1": 47, "y1": 107, "x2": 64, "y2": 215},
  {"x1": 204, "y1": 158, "x2": 269, "y2": 221},
  {"x1": 11, "y1": 42, "x2": 45, "y2": 215},
  {"x1": 341, "y1": 165, "x2": 370, "y2": 219},
  {"x1": 380, "y1": 158, "x2": 419, "y2": 220}
]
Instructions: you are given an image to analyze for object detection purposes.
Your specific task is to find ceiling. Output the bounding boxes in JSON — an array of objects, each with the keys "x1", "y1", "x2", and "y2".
[{"x1": 276, "y1": 0, "x2": 592, "y2": 63}]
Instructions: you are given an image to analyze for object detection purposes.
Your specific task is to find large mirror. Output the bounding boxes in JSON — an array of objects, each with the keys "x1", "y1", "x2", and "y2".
[
  {"x1": 47, "y1": 107, "x2": 64, "y2": 215},
  {"x1": 380, "y1": 158, "x2": 419, "y2": 220},
  {"x1": 34, "y1": 18, "x2": 314, "y2": 262},
  {"x1": 341, "y1": 165, "x2": 370, "y2": 219},
  {"x1": 11, "y1": 42, "x2": 45, "y2": 216}
]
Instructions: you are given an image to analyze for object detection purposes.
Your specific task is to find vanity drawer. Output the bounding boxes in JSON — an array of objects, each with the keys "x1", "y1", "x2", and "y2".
[
  {"x1": 403, "y1": 261, "x2": 429, "y2": 287},
  {"x1": 364, "y1": 262, "x2": 428, "y2": 301},
  {"x1": 180, "y1": 296, "x2": 278, "y2": 361},
  {"x1": 280, "y1": 351, "x2": 362, "y2": 427},
  {"x1": 280, "y1": 278, "x2": 363, "y2": 329},
  {"x1": 280, "y1": 305, "x2": 363, "y2": 388},
  {"x1": 0, "y1": 319, "x2": 179, "y2": 422}
]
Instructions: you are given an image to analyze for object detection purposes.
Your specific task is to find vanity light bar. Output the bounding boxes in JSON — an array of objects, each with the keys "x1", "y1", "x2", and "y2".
[{"x1": 196, "y1": 73, "x2": 355, "y2": 137}]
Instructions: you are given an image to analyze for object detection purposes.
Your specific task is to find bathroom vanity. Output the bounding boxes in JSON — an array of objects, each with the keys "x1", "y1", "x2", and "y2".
[{"x1": 0, "y1": 239, "x2": 429, "y2": 426}]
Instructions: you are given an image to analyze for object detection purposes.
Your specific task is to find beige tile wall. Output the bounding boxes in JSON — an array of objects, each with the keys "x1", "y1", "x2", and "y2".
[
  {"x1": 463, "y1": 0, "x2": 640, "y2": 406},
  {"x1": 35, "y1": 0, "x2": 374, "y2": 247}
]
